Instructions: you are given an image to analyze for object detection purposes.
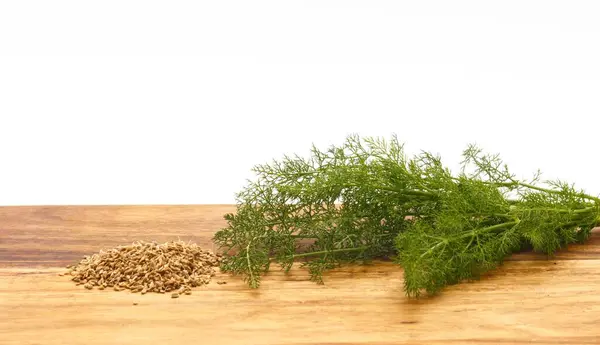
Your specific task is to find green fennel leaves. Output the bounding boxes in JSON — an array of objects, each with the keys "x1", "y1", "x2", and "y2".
[{"x1": 212, "y1": 134, "x2": 600, "y2": 297}]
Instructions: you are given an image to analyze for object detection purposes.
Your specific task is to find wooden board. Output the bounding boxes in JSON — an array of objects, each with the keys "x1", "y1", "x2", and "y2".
[{"x1": 2, "y1": 205, "x2": 600, "y2": 345}]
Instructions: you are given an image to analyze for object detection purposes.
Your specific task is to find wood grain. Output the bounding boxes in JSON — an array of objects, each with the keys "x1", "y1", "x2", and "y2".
[{"x1": 2, "y1": 205, "x2": 600, "y2": 345}]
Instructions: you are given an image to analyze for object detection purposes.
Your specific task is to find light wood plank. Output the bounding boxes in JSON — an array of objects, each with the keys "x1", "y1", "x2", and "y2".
[{"x1": 1, "y1": 205, "x2": 600, "y2": 345}]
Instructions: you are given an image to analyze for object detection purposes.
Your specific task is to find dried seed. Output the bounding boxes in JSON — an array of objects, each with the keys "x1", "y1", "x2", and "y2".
[
  {"x1": 67, "y1": 240, "x2": 219, "y2": 297},
  {"x1": 171, "y1": 293, "x2": 179, "y2": 298}
]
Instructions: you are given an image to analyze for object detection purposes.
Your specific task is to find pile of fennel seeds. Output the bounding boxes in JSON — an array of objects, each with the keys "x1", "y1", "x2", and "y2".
[{"x1": 63, "y1": 240, "x2": 221, "y2": 298}]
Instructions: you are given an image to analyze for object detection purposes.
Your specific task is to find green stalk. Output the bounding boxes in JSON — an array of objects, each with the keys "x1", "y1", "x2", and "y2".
[
  {"x1": 289, "y1": 234, "x2": 320, "y2": 239},
  {"x1": 346, "y1": 183, "x2": 436, "y2": 198},
  {"x1": 284, "y1": 246, "x2": 369, "y2": 260},
  {"x1": 468, "y1": 220, "x2": 520, "y2": 237},
  {"x1": 510, "y1": 206, "x2": 597, "y2": 215},
  {"x1": 494, "y1": 181, "x2": 600, "y2": 203},
  {"x1": 419, "y1": 221, "x2": 520, "y2": 259},
  {"x1": 520, "y1": 182, "x2": 600, "y2": 203}
]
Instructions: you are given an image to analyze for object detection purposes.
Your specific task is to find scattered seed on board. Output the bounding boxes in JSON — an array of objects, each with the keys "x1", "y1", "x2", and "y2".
[{"x1": 62, "y1": 240, "x2": 220, "y2": 298}]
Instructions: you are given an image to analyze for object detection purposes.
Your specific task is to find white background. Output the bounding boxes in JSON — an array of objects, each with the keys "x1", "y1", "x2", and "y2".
[{"x1": 1, "y1": 1, "x2": 599, "y2": 205}]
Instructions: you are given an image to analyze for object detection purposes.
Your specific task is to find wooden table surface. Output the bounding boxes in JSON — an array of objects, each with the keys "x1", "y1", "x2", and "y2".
[{"x1": 2, "y1": 205, "x2": 600, "y2": 345}]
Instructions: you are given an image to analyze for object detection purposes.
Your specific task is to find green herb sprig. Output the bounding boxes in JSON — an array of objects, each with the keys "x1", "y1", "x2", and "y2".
[{"x1": 213, "y1": 135, "x2": 600, "y2": 296}]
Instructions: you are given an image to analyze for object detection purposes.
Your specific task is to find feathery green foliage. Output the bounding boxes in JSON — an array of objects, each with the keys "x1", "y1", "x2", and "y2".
[{"x1": 212, "y1": 134, "x2": 600, "y2": 296}]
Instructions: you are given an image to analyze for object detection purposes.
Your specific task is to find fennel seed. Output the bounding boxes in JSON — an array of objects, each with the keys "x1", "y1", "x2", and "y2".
[{"x1": 64, "y1": 240, "x2": 219, "y2": 298}]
